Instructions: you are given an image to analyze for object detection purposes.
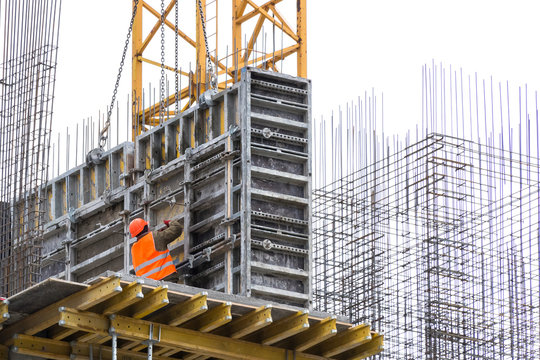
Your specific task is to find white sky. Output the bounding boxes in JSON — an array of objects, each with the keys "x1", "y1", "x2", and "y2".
[{"x1": 52, "y1": 0, "x2": 540, "y2": 166}]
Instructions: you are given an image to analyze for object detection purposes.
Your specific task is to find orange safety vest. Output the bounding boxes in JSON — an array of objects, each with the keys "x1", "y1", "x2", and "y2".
[{"x1": 131, "y1": 232, "x2": 176, "y2": 280}]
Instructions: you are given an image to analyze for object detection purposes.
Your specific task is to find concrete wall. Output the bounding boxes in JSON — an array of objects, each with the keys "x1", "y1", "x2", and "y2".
[{"x1": 35, "y1": 68, "x2": 312, "y2": 307}]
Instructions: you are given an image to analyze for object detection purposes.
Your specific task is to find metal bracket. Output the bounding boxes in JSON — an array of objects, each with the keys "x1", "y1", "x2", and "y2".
[
  {"x1": 198, "y1": 89, "x2": 218, "y2": 109},
  {"x1": 228, "y1": 125, "x2": 240, "y2": 138},
  {"x1": 86, "y1": 148, "x2": 105, "y2": 166},
  {"x1": 166, "y1": 196, "x2": 177, "y2": 207},
  {"x1": 102, "y1": 188, "x2": 112, "y2": 205},
  {"x1": 142, "y1": 323, "x2": 162, "y2": 359},
  {"x1": 220, "y1": 217, "x2": 239, "y2": 226},
  {"x1": 143, "y1": 169, "x2": 154, "y2": 184},
  {"x1": 67, "y1": 208, "x2": 77, "y2": 223},
  {"x1": 188, "y1": 255, "x2": 195, "y2": 268},
  {"x1": 203, "y1": 247, "x2": 212, "y2": 261},
  {"x1": 220, "y1": 150, "x2": 240, "y2": 162},
  {"x1": 184, "y1": 147, "x2": 193, "y2": 162},
  {"x1": 188, "y1": 247, "x2": 212, "y2": 269}
]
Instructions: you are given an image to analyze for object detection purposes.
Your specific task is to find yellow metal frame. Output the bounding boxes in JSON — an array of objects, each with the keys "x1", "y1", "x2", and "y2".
[
  {"x1": 131, "y1": 0, "x2": 307, "y2": 140},
  {"x1": 0, "y1": 276, "x2": 122, "y2": 344},
  {"x1": 0, "y1": 275, "x2": 383, "y2": 359},
  {"x1": 0, "y1": 300, "x2": 8, "y2": 326}
]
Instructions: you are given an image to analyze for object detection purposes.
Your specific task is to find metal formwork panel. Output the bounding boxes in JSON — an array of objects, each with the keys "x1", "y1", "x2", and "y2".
[
  {"x1": 39, "y1": 143, "x2": 134, "y2": 282},
  {"x1": 241, "y1": 69, "x2": 311, "y2": 307},
  {"x1": 178, "y1": 68, "x2": 311, "y2": 307},
  {"x1": 34, "y1": 68, "x2": 311, "y2": 308}
]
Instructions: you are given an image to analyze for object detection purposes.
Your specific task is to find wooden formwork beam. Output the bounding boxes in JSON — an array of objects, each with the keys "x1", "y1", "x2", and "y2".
[
  {"x1": 0, "y1": 276, "x2": 122, "y2": 344},
  {"x1": 1, "y1": 275, "x2": 383, "y2": 360},
  {"x1": 0, "y1": 299, "x2": 8, "y2": 325},
  {"x1": 57, "y1": 307, "x2": 328, "y2": 360},
  {"x1": 335, "y1": 334, "x2": 384, "y2": 360},
  {"x1": 308, "y1": 324, "x2": 372, "y2": 358}
]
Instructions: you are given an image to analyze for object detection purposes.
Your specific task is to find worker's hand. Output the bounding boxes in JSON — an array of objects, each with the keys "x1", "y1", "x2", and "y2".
[{"x1": 163, "y1": 220, "x2": 170, "y2": 227}]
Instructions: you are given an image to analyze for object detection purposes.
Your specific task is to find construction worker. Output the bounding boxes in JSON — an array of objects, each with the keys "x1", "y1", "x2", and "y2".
[{"x1": 129, "y1": 218, "x2": 183, "y2": 281}]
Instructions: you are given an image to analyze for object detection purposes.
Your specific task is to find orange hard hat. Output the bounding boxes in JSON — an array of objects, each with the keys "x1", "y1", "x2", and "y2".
[{"x1": 129, "y1": 218, "x2": 148, "y2": 238}]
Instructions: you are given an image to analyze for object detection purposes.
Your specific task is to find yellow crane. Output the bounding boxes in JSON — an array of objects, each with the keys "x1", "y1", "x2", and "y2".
[{"x1": 130, "y1": 0, "x2": 307, "y2": 140}]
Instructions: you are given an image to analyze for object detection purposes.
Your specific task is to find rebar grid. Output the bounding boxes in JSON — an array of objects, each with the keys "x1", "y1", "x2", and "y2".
[
  {"x1": 0, "y1": 0, "x2": 62, "y2": 297},
  {"x1": 314, "y1": 134, "x2": 540, "y2": 359},
  {"x1": 313, "y1": 64, "x2": 540, "y2": 359}
]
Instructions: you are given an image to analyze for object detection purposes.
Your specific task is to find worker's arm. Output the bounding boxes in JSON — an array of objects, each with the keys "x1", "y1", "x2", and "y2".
[{"x1": 153, "y1": 219, "x2": 183, "y2": 251}]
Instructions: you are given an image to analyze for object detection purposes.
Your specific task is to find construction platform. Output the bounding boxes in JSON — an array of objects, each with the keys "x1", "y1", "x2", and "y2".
[{"x1": 0, "y1": 273, "x2": 383, "y2": 359}]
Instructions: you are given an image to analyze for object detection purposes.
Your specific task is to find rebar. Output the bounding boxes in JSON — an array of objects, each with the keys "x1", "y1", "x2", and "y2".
[
  {"x1": 313, "y1": 64, "x2": 540, "y2": 359},
  {"x1": 0, "y1": 0, "x2": 62, "y2": 296}
]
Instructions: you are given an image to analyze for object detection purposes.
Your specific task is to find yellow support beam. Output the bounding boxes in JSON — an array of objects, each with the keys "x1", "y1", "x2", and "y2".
[
  {"x1": 184, "y1": 305, "x2": 273, "y2": 360},
  {"x1": 235, "y1": 0, "x2": 283, "y2": 25},
  {"x1": 73, "y1": 332, "x2": 105, "y2": 345},
  {"x1": 122, "y1": 292, "x2": 208, "y2": 352},
  {"x1": 286, "y1": 317, "x2": 337, "y2": 352},
  {"x1": 182, "y1": 302, "x2": 232, "y2": 333},
  {"x1": 49, "y1": 326, "x2": 78, "y2": 341},
  {"x1": 68, "y1": 281, "x2": 145, "y2": 343},
  {"x1": 244, "y1": 310, "x2": 309, "y2": 345},
  {"x1": 52, "y1": 281, "x2": 145, "y2": 341},
  {"x1": 98, "y1": 281, "x2": 145, "y2": 316},
  {"x1": 308, "y1": 324, "x2": 371, "y2": 358},
  {"x1": 232, "y1": 0, "x2": 243, "y2": 71},
  {"x1": 248, "y1": 44, "x2": 299, "y2": 68},
  {"x1": 71, "y1": 341, "x2": 171, "y2": 360},
  {"x1": 182, "y1": 351, "x2": 206, "y2": 359},
  {"x1": 10, "y1": 334, "x2": 172, "y2": 360},
  {"x1": 267, "y1": 4, "x2": 295, "y2": 42},
  {"x1": 244, "y1": 0, "x2": 298, "y2": 42},
  {"x1": 0, "y1": 299, "x2": 8, "y2": 325},
  {"x1": 121, "y1": 286, "x2": 169, "y2": 319},
  {"x1": 296, "y1": 0, "x2": 307, "y2": 77},
  {"x1": 0, "y1": 276, "x2": 122, "y2": 344},
  {"x1": 184, "y1": 355, "x2": 208, "y2": 360},
  {"x1": 244, "y1": 14, "x2": 266, "y2": 62},
  {"x1": 0, "y1": 344, "x2": 8, "y2": 359},
  {"x1": 151, "y1": 292, "x2": 208, "y2": 326},
  {"x1": 138, "y1": 0, "x2": 177, "y2": 54},
  {"x1": 57, "y1": 307, "x2": 328, "y2": 360},
  {"x1": 139, "y1": 56, "x2": 190, "y2": 77},
  {"x1": 11, "y1": 334, "x2": 70, "y2": 360},
  {"x1": 214, "y1": 304, "x2": 273, "y2": 339},
  {"x1": 91, "y1": 286, "x2": 169, "y2": 349},
  {"x1": 58, "y1": 307, "x2": 110, "y2": 337},
  {"x1": 142, "y1": 1, "x2": 196, "y2": 47},
  {"x1": 132, "y1": 0, "x2": 143, "y2": 141},
  {"x1": 334, "y1": 334, "x2": 384, "y2": 360},
  {"x1": 235, "y1": 0, "x2": 249, "y2": 17},
  {"x1": 196, "y1": 0, "x2": 208, "y2": 96},
  {"x1": 156, "y1": 302, "x2": 233, "y2": 357}
]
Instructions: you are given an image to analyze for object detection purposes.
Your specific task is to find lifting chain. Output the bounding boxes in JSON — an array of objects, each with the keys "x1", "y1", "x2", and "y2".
[
  {"x1": 99, "y1": 0, "x2": 140, "y2": 150},
  {"x1": 197, "y1": 0, "x2": 216, "y2": 89},
  {"x1": 174, "y1": 0, "x2": 179, "y2": 113},
  {"x1": 159, "y1": 0, "x2": 166, "y2": 123}
]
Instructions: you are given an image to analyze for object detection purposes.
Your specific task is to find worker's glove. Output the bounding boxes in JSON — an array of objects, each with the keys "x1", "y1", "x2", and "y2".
[{"x1": 163, "y1": 220, "x2": 171, "y2": 227}]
